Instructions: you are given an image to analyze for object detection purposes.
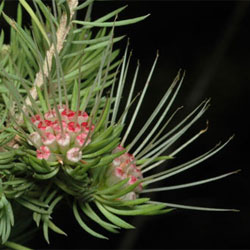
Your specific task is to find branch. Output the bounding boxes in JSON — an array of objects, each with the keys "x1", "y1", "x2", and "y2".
[{"x1": 23, "y1": 0, "x2": 79, "y2": 113}]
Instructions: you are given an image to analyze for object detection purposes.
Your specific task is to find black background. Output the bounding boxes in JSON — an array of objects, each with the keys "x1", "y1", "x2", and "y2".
[{"x1": 1, "y1": 1, "x2": 250, "y2": 249}]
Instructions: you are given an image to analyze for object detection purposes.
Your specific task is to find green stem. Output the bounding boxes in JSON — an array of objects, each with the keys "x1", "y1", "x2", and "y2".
[{"x1": 3, "y1": 241, "x2": 33, "y2": 250}]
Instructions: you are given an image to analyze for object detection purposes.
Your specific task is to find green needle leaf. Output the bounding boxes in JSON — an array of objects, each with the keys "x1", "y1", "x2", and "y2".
[
  {"x1": 0, "y1": 1, "x2": 5, "y2": 18},
  {"x1": 80, "y1": 203, "x2": 119, "y2": 233},
  {"x1": 95, "y1": 201, "x2": 134, "y2": 229},
  {"x1": 103, "y1": 203, "x2": 167, "y2": 216},
  {"x1": 73, "y1": 14, "x2": 150, "y2": 27},
  {"x1": 19, "y1": 0, "x2": 50, "y2": 45},
  {"x1": 97, "y1": 178, "x2": 129, "y2": 195},
  {"x1": 16, "y1": 198, "x2": 50, "y2": 215},
  {"x1": 73, "y1": 200, "x2": 108, "y2": 239},
  {"x1": 3, "y1": 241, "x2": 32, "y2": 250}
]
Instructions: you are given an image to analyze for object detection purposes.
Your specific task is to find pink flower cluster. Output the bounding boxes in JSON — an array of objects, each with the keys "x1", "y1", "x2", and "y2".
[
  {"x1": 106, "y1": 145, "x2": 143, "y2": 200},
  {"x1": 29, "y1": 106, "x2": 94, "y2": 164}
]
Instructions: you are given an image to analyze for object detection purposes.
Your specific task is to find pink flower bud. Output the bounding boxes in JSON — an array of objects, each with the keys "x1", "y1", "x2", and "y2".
[
  {"x1": 107, "y1": 146, "x2": 144, "y2": 197},
  {"x1": 37, "y1": 121, "x2": 53, "y2": 134},
  {"x1": 31, "y1": 114, "x2": 41, "y2": 126},
  {"x1": 56, "y1": 133, "x2": 70, "y2": 153},
  {"x1": 66, "y1": 122, "x2": 81, "y2": 142},
  {"x1": 52, "y1": 120, "x2": 67, "y2": 134},
  {"x1": 81, "y1": 122, "x2": 88, "y2": 127},
  {"x1": 67, "y1": 122, "x2": 81, "y2": 133},
  {"x1": 42, "y1": 132, "x2": 57, "y2": 152},
  {"x1": 44, "y1": 110, "x2": 56, "y2": 120},
  {"x1": 75, "y1": 132, "x2": 91, "y2": 147},
  {"x1": 77, "y1": 111, "x2": 89, "y2": 124},
  {"x1": 57, "y1": 105, "x2": 66, "y2": 113},
  {"x1": 81, "y1": 122, "x2": 94, "y2": 133},
  {"x1": 44, "y1": 120, "x2": 53, "y2": 126},
  {"x1": 128, "y1": 175, "x2": 143, "y2": 192},
  {"x1": 61, "y1": 108, "x2": 76, "y2": 121},
  {"x1": 66, "y1": 147, "x2": 82, "y2": 163},
  {"x1": 36, "y1": 145, "x2": 51, "y2": 160},
  {"x1": 30, "y1": 109, "x2": 91, "y2": 165},
  {"x1": 128, "y1": 175, "x2": 138, "y2": 185},
  {"x1": 115, "y1": 167, "x2": 126, "y2": 179},
  {"x1": 42, "y1": 132, "x2": 55, "y2": 144},
  {"x1": 133, "y1": 167, "x2": 143, "y2": 179}
]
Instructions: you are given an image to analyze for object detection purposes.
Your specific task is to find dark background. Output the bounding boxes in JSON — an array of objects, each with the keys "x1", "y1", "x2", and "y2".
[{"x1": 1, "y1": 1, "x2": 250, "y2": 249}]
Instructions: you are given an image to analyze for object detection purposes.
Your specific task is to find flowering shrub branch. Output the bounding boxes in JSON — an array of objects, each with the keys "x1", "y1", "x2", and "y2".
[{"x1": 0, "y1": 1, "x2": 239, "y2": 249}]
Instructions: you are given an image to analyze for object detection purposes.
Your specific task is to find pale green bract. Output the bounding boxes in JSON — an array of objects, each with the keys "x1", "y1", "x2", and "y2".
[{"x1": 0, "y1": 1, "x2": 238, "y2": 249}]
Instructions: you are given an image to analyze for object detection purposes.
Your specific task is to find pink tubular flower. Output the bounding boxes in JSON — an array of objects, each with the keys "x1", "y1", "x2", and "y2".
[
  {"x1": 42, "y1": 132, "x2": 57, "y2": 152},
  {"x1": 75, "y1": 132, "x2": 91, "y2": 147},
  {"x1": 52, "y1": 120, "x2": 67, "y2": 134},
  {"x1": 67, "y1": 122, "x2": 81, "y2": 142},
  {"x1": 56, "y1": 133, "x2": 70, "y2": 153},
  {"x1": 129, "y1": 175, "x2": 143, "y2": 192},
  {"x1": 61, "y1": 108, "x2": 76, "y2": 121},
  {"x1": 66, "y1": 147, "x2": 82, "y2": 163},
  {"x1": 81, "y1": 122, "x2": 95, "y2": 133},
  {"x1": 115, "y1": 167, "x2": 126, "y2": 179},
  {"x1": 106, "y1": 146, "x2": 143, "y2": 200},
  {"x1": 31, "y1": 114, "x2": 41, "y2": 126},
  {"x1": 57, "y1": 105, "x2": 66, "y2": 113},
  {"x1": 36, "y1": 146, "x2": 51, "y2": 160},
  {"x1": 44, "y1": 120, "x2": 53, "y2": 126},
  {"x1": 128, "y1": 175, "x2": 137, "y2": 185},
  {"x1": 77, "y1": 111, "x2": 89, "y2": 124},
  {"x1": 31, "y1": 108, "x2": 93, "y2": 164},
  {"x1": 42, "y1": 132, "x2": 55, "y2": 144},
  {"x1": 44, "y1": 110, "x2": 56, "y2": 120},
  {"x1": 67, "y1": 122, "x2": 81, "y2": 134},
  {"x1": 37, "y1": 121, "x2": 53, "y2": 134}
]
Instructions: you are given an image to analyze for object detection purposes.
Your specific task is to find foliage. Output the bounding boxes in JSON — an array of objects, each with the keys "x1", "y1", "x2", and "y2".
[{"x1": 0, "y1": 1, "x2": 238, "y2": 249}]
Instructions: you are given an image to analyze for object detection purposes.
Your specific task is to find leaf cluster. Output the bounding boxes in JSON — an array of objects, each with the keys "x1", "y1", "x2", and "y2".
[{"x1": 0, "y1": 0, "x2": 238, "y2": 249}]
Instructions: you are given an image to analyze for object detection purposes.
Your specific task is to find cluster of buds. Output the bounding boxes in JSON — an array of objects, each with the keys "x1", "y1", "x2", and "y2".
[
  {"x1": 29, "y1": 106, "x2": 94, "y2": 164},
  {"x1": 106, "y1": 145, "x2": 143, "y2": 200}
]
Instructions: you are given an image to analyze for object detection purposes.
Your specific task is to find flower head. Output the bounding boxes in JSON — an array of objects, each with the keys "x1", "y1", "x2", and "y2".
[
  {"x1": 0, "y1": 1, "x2": 238, "y2": 247},
  {"x1": 31, "y1": 107, "x2": 92, "y2": 164},
  {"x1": 106, "y1": 145, "x2": 143, "y2": 200}
]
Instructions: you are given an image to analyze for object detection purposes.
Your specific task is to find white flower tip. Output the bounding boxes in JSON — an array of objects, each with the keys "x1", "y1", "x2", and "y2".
[
  {"x1": 122, "y1": 192, "x2": 137, "y2": 201},
  {"x1": 42, "y1": 132, "x2": 56, "y2": 145},
  {"x1": 66, "y1": 147, "x2": 82, "y2": 163},
  {"x1": 56, "y1": 133, "x2": 70, "y2": 146},
  {"x1": 76, "y1": 133, "x2": 90, "y2": 147},
  {"x1": 29, "y1": 132, "x2": 42, "y2": 146}
]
